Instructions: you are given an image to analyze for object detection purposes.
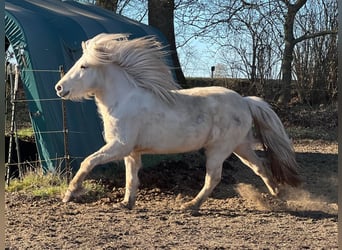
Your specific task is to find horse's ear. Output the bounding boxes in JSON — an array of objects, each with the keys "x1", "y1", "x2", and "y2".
[{"x1": 82, "y1": 41, "x2": 86, "y2": 51}]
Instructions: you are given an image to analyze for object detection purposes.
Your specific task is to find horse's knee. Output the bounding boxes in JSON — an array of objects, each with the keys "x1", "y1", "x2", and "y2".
[
  {"x1": 212, "y1": 173, "x2": 222, "y2": 185},
  {"x1": 206, "y1": 168, "x2": 222, "y2": 187}
]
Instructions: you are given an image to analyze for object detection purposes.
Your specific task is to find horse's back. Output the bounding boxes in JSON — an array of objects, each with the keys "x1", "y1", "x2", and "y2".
[
  {"x1": 174, "y1": 86, "x2": 248, "y2": 114},
  {"x1": 169, "y1": 86, "x2": 252, "y2": 147},
  {"x1": 175, "y1": 86, "x2": 240, "y2": 97}
]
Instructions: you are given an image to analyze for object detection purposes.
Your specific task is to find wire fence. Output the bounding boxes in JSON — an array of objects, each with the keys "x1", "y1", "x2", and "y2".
[{"x1": 5, "y1": 65, "x2": 72, "y2": 185}]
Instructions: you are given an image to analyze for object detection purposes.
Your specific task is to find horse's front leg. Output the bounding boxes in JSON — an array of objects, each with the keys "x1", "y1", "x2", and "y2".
[
  {"x1": 119, "y1": 152, "x2": 142, "y2": 209},
  {"x1": 62, "y1": 142, "x2": 129, "y2": 202}
]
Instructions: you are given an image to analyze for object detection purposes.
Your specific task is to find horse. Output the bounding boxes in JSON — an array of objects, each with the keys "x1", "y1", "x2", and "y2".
[{"x1": 55, "y1": 33, "x2": 301, "y2": 211}]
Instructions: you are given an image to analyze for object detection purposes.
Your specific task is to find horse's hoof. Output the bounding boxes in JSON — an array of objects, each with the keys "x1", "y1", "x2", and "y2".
[
  {"x1": 268, "y1": 185, "x2": 280, "y2": 197},
  {"x1": 274, "y1": 187, "x2": 287, "y2": 200},
  {"x1": 62, "y1": 190, "x2": 73, "y2": 203},
  {"x1": 181, "y1": 202, "x2": 199, "y2": 211},
  {"x1": 181, "y1": 202, "x2": 201, "y2": 216},
  {"x1": 113, "y1": 201, "x2": 133, "y2": 210}
]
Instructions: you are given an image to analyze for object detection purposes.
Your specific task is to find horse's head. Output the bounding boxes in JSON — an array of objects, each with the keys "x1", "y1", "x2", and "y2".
[
  {"x1": 55, "y1": 52, "x2": 99, "y2": 100},
  {"x1": 55, "y1": 33, "x2": 179, "y2": 103}
]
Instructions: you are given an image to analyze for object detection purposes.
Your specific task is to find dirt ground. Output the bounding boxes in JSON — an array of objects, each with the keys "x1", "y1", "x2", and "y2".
[{"x1": 5, "y1": 138, "x2": 337, "y2": 249}]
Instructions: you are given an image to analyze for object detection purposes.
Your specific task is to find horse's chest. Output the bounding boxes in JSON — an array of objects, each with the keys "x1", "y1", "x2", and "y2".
[{"x1": 100, "y1": 114, "x2": 121, "y2": 141}]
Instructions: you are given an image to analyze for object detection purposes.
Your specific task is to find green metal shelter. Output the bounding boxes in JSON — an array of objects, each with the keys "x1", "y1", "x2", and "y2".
[{"x1": 5, "y1": 0, "x2": 172, "y2": 172}]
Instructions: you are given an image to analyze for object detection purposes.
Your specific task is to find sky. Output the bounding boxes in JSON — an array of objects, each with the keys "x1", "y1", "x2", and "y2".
[{"x1": 178, "y1": 40, "x2": 221, "y2": 78}]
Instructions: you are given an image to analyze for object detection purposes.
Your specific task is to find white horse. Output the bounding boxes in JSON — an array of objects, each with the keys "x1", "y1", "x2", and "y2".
[{"x1": 55, "y1": 33, "x2": 300, "y2": 211}]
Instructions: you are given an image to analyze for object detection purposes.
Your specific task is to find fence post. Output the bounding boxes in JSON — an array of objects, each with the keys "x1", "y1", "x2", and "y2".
[
  {"x1": 13, "y1": 66, "x2": 22, "y2": 178},
  {"x1": 211, "y1": 66, "x2": 215, "y2": 79},
  {"x1": 59, "y1": 65, "x2": 71, "y2": 183},
  {"x1": 6, "y1": 65, "x2": 22, "y2": 186}
]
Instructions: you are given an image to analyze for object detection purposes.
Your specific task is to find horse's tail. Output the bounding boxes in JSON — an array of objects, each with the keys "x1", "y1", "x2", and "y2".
[{"x1": 244, "y1": 96, "x2": 301, "y2": 187}]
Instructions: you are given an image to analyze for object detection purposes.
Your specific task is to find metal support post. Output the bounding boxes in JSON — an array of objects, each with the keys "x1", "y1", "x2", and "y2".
[{"x1": 59, "y1": 65, "x2": 71, "y2": 183}]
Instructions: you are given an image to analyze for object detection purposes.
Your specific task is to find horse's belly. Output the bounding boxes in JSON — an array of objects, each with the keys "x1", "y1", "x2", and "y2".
[
  {"x1": 136, "y1": 138, "x2": 207, "y2": 154},
  {"x1": 136, "y1": 118, "x2": 211, "y2": 154}
]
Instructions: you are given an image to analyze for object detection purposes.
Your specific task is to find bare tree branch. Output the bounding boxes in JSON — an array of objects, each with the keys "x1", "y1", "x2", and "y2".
[{"x1": 294, "y1": 30, "x2": 337, "y2": 44}]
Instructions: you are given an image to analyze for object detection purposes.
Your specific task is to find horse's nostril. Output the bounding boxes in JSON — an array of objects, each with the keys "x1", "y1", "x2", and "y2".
[{"x1": 56, "y1": 85, "x2": 62, "y2": 91}]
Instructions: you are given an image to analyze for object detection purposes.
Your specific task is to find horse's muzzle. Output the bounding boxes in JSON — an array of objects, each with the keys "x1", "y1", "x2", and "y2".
[{"x1": 55, "y1": 84, "x2": 70, "y2": 98}]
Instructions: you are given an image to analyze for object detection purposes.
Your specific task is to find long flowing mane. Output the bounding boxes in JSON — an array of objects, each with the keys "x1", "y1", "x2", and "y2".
[{"x1": 82, "y1": 33, "x2": 180, "y2": 103}]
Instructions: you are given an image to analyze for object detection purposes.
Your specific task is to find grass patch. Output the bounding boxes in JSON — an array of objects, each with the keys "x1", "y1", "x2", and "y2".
[
  {"x1": 81, "y1": 180, "x2": 108, "y2": 201},
  {"x1": 6, "y1": 171, "x2": 68, "y2": 198},
  {"x1": 5, "y1": 170, "x2": 108, "y2": 200},
  {"x1": 17, "y1": 127, "x2": 34, "y2": 138}
]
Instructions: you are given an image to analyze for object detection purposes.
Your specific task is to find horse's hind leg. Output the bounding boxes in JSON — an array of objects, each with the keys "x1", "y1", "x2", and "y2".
[
  {"x1": 233, "y1": 143, "x2": 279, "y2": 196},
  {"x1": 181, "y1": 147, "x2": 229, "y2": 211}
]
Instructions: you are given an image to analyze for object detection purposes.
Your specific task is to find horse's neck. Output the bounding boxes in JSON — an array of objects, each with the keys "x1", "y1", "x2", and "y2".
[{"x1": 94, "y1": 64, "x2": 136, "y2": 117}]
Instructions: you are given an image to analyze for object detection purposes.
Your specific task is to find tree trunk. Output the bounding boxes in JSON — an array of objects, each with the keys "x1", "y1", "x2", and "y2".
[
  {"x1": 96, "y1": 0, "x2": 118, "y2": 12},
  {"x1": 278, "y1": 0, "x2": 307, "y2": 105},
  {"x1": 148, "y1": 0, "x2": 186, "y2": 87},
  {"x1": 278, "y1": 40, "x2": 295, "y2": 104}
]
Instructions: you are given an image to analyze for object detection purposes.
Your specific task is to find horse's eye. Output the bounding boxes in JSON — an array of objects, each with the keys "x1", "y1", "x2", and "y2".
[{"x1": 80, "y1": 65, "x2": 88, "y2": 70}]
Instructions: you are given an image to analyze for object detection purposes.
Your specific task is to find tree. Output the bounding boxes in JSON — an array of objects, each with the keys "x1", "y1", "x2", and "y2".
[
  {"x1": 175, "y1": 1, "x2": 282, "y2": 95},
  {"x1": 174, "y1": 0, "x2": 337, "y2": 104},
  {"x1": 83, "y1": 0, "x2": 337, "y2": 104},
  {"x1": 96, "y1": 0, "x2": 118, "y2": 12},
  {"x1": 292, "y1": 0, "x2": 338, "y2": 104},
  {"x1": 278, "y1": 0, "x2": 337, "y2": 104},
  {"x1": 148, "y1": 0, "x2": 186, "y2": 86}
]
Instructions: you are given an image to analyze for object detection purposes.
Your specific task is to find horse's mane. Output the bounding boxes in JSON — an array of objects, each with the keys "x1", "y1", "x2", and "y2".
[{"x1": 82, "y1": 33, "x2": 180, "y2": 103}]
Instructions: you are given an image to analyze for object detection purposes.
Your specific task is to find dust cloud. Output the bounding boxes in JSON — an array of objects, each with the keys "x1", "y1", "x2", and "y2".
[{"x1": 235, "y1": 183, "x2": 337, "y2": 214}]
